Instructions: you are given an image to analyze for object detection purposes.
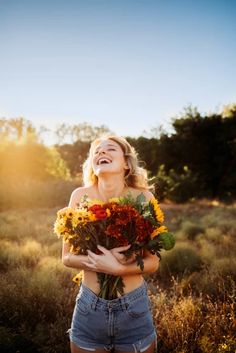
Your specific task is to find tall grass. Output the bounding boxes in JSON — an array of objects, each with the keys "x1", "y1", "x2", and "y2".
[
  {"x1": 150, "y1": 277, "x2": 236, "y2": 353},
  {"x1": 0, "y1": 203, "x2": 236, "y2": 352},
  {"x1": 0, "y1": 179, "x2": 78, "y2": 211}
]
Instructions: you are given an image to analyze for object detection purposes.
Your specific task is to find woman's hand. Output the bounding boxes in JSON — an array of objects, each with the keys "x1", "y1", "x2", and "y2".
[
  {"x1": 82, "y1": 245, "x2": 124, "y2": 275},
  {"x1": 110, "y1": 245, "x2": 136, "y2": 265}
]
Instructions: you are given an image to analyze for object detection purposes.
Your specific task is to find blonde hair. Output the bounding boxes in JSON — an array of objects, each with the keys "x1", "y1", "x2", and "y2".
[{"x1": 82, "y1": 135, "x2": 150, "y2": 189}]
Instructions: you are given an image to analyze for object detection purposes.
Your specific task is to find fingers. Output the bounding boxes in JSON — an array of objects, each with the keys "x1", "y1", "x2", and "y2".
[
  {"x1": 82, "y1": 251, "x2": 98, "y2": 270},
  {"x1": 97, "y1": 245, "x2": 109, "y2": 254},
  {"x1": 87, "y1": 250, "x2": 101, "y2": 267},
  {"x1": 87, "y1": 249, "x2": 96, "y2": 258},
  {"x1": 95, "y1": 244, "x2": 130, "y2": 254},
  {"x1": 82, "y1": 260, "x2": 96, "y2": 270},
  {"x1": 111, "y1": 245, "x2": 131, "y2": 252}
]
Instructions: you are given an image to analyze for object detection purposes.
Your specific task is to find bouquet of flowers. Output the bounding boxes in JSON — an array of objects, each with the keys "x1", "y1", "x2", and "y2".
[{"x1": 54, "y1": 193, "x2": 175, "y2": 299}]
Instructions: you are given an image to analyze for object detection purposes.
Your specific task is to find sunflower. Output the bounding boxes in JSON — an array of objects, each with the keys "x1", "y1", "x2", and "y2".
[
  {"x1": 72, "y1": 271, "x2": 84, "y2": 286},
  {"x1": 151, "y1": 225, "x2": 168, "y2": 239},
  {"x1": 150, "y1": 198, "x2": 164, "y2": 223}
]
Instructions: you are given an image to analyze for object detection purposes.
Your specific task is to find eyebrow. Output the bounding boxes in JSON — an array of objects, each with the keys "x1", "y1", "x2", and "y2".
[{"x1": 95, "y1": 143, "x2": 118, "y2": 152}]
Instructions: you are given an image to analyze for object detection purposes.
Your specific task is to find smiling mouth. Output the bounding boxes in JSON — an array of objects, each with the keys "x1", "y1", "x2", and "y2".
[{"x1": 97, "y1": 158, "x2": 112, "y2": 165}]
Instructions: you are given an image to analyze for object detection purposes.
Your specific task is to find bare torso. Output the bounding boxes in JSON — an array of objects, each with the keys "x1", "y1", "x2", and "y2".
[{"x1": 82, "y1": 270, "x2": 144, "y2": 295}]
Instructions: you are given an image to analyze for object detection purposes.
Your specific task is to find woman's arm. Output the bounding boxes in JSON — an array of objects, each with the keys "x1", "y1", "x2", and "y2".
[
  {"x1": 82, "y1": 246, "x2": 160, "y2": 276},
  {"x1": 62, "y1": 187, "x2": 160, "y2": 274},
  {"x1": 62, "y1": 242, "x2": 90, "y2": 269},
  {"x1": 118, "y1": 250, "x2": 160, "y2": 275},
  {"x1": 80, "y1": 189, "x2": 160, "y2": 274}
]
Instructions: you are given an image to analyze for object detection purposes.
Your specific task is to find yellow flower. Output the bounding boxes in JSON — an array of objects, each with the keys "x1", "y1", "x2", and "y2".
[
  {"x1": 63, "y1": 232, "x2": 73, "y2": 242},
  {"x1": 109, "y1": 197, "x2": 120, "y2": 203},
  {"x1": 70, "y1": 244, "x2": 80, "y2": 252},
  {"x1": 56, "y1": 208, "x2": 67, "y2": 218},
  {"x1": 87, "y1": 210, "x2": 97, "y2": 222},
  {"x1": 64, "y1": 208, "x2": 75, "y2": 219},
  {"x1": 54, "y1": 219, "x2": 67, "y2": 236},
  {"x1": 151, "y1": 225, "x2": 168, "y2": 239},
  {"x1": 72, "y1": 271, "x2": 84, "y2": 286},
  {"x1": 106, "y1": 208, "x2": 111, "y2": 217},
  {"x1": 71, "y1": 209, "x2": 92, "y2": 226},
  {"x1": 151, "y1": 228, "x2": 159, "y2": 239},
  {"x1": 150, "y1": 198, "x2": 164, "y2": 223},
  {"x1": 71, "y1": 217, "x2": 78, "y2": 228},
  {"x1": 158, "y1": 225, "x2": 168, "y2": 233},
  {"x1": 88, "y1": 199, "x2": 105, "y2": 206}
]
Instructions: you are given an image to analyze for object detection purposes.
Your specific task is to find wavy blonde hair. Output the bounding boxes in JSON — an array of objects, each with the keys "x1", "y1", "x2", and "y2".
[{"x1": 82, "y1": 135, "x2": 150, "y2": 189}]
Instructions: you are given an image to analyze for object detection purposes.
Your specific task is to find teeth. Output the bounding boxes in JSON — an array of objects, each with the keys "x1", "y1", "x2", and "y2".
[{"x1": 98, "y1": 158, "x2": 111, "y2": 165}]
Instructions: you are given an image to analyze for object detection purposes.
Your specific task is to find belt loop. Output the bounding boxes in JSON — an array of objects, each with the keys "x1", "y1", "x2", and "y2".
[
  {"x1": 121, "y1": 297, "x2": 128, "y2": 311},
  {"x1": 91, "y1": 296, "x2": 98, "y2": 310}
]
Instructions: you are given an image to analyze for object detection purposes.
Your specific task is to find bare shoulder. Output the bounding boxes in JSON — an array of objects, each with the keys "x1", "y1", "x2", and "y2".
[
  {"x1": 127, "y1": 187, "x2": 154, "y2": 202},
  {"x1": 142, "y1": 189, "x2": 155, "y2": 201},
  {"x1": 68, "y1": 185, "x2": 95, "y2": 207}
]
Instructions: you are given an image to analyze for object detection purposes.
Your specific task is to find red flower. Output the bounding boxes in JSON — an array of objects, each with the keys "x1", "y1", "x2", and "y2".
[{"x1": 89, "y1": 204, "x2": 108, "y2": 220}]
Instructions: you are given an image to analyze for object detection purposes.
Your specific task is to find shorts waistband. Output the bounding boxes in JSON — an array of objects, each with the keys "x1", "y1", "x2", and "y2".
[{"x1": 78, "y1": 281, "x2": 147, "y2": 311}]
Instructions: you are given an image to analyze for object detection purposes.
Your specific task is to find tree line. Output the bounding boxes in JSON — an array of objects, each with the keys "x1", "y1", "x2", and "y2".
[{"x1": 1, "y1": 104, "x2": 236, "y2": 203}]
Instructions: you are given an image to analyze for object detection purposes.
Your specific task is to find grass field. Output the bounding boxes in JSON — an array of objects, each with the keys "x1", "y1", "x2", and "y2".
[{"x1": 0, "y1": 202, "x2": 236, "y2": 353}]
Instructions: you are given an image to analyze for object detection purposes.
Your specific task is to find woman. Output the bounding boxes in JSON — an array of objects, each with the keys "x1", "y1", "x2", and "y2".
[{"x1": 62, "y1": 135, "x2": 159, "y2": 353}]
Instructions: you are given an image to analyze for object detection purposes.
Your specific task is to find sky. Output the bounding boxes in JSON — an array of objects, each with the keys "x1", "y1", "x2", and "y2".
[{"x1": 0, "y1": 0, "x2": 236, "y2": 143}]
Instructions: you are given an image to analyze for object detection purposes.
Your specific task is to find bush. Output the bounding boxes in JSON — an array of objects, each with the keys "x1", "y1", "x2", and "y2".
[
  {"x1": 0, "y1": 266, "x2": 76, "y2": 353},
  {"x1": 159, "y1": 244, "x2": 203, "y2": 280},
  {"x1": 182, "y1": 221, "x2": 205, "y2": 240},
  {"x1": 156, "y1": 165, "x2": 200, "y2": 203}
]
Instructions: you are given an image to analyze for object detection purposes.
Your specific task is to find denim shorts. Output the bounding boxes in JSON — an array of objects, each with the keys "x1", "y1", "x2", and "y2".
[{"x1": 69, "y1": 281, "x2": 157, "y2": 352}]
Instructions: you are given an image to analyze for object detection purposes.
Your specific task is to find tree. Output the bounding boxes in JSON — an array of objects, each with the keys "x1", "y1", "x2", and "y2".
[
  {"x1": 156, "y1": 105, "x2": 236, "y2": 199},
  {"x1": 54, "y1": 122, "x2": 112, "y2": 145},
  {"x1": 0, "y1": 118, "x2": 71, "y2": 181}
]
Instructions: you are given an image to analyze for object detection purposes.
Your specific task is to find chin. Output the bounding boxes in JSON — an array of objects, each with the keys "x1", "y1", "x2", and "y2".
[
  {"x1": 94, "y1": 166, "x2": 111, "y2": 175},
  {"x1": 95, "y1": 167, "x2": 122, "y2": 176}
]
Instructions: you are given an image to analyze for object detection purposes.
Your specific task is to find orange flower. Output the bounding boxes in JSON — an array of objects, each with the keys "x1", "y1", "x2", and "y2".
[{"x1": 89, "y1": 204, "x2": 108, "y2": 220}]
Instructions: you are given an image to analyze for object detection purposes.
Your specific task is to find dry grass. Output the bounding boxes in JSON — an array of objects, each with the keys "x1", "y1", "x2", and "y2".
[
  {"x1": 0, "y1": 202, "x2": 236, "y2": 352},
  {"x1": 150, "y1": 279, "x2": 236, "y2": 353}
]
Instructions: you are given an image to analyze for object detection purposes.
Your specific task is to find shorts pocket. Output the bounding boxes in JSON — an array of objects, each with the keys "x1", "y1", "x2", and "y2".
[
  {"x1": 127, "y1": 296, "x2": 150, "y2": 318},
  {"x1": 75, "y1": 297, "x2": 91, "y2": 315}
]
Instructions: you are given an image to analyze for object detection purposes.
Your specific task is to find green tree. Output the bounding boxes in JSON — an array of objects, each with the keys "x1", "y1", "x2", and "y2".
[
  {"x1": 156, "y1": 105, "x2": 236, "y2": 200},
  {"x1": 0, "y1": 118, "x2": 70, "y2": 181},
  {"x1": 54, "y1": 122, "x2": 112, "y2": 145}
]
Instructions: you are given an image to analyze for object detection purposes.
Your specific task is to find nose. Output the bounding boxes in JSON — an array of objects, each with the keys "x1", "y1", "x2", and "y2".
[{"x1": 98, "y1": 148, "x2": 106, "y2": 155}]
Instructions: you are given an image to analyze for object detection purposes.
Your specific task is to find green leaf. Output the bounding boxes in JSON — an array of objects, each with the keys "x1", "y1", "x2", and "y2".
[
  {"x1": 136, "y1": 254, "x2": 144, "y2": 271},
  {"x1": 159, "y1": 232, "x2": 175, "y2": 250},
  {"x1": 136, "y1": 192, "x2": 146, "y2": 204}
]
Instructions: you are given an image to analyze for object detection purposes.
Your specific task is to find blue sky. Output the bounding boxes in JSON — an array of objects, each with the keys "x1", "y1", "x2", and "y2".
[{"x1": 0, "y1": 0, "x2": 236, "y2": 142}]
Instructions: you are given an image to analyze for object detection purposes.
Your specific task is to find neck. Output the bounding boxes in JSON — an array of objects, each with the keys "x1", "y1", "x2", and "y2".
[{"x1": 96, "y1": 176, "x2": 126, "y2": 201}]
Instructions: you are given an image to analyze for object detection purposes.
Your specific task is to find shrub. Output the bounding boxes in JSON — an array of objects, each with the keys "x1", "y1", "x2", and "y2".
[
  {"x1": 159, "y1": 244, "x2": 203, "y2": 280},
  {"x1": 182, "y1": 221, "x2": 205, "y2": 240},
  {"x1": 0, "y1": 266, "x2": 76, "y2": 353},
  {"x1": 156, "y1": 165, "x2": 200, "y2": 203}
]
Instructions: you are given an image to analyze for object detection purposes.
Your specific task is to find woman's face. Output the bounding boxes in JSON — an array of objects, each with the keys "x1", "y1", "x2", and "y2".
[{"x1": 92, "y1": 139, "x2": 128, "y2": 178}]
